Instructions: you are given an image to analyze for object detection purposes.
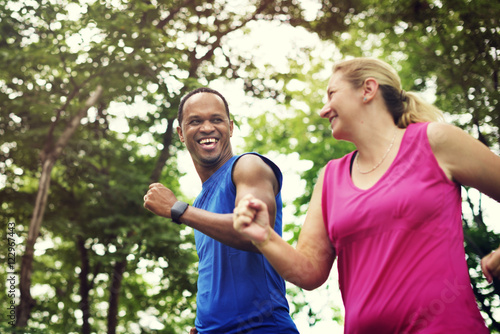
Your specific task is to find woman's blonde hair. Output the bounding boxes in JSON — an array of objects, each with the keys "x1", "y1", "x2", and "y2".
[{"x1": 332, "y1": 58, "x2": 444, "y2": 128}]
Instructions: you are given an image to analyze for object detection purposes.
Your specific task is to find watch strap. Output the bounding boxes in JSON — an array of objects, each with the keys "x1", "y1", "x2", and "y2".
[{"x1": 171, "y1": 201, "x2": 189, "y2": 224}]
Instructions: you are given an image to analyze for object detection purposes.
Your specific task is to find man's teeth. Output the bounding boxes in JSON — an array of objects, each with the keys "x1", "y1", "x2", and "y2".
[{"x1": 199, "y1": 138, "x2": 218, "y2": 144}]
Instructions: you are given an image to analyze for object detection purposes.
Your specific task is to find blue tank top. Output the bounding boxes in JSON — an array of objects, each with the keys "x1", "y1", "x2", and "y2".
[{"x1": 193, "y1": 153, "x2": 298, "y2": 334}]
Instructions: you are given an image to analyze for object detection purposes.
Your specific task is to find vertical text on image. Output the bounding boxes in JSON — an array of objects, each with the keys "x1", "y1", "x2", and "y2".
[{"x1": 6, "y1": 221, "x2": 17, "y2": 326}]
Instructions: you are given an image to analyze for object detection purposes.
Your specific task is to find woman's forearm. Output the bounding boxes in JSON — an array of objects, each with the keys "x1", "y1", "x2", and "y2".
[{"x1": 255, "y1": 228, "x2": 333, "y2": 290}]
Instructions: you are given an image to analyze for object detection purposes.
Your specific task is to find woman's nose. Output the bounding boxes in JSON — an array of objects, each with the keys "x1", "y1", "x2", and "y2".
[{"x1": 319, "y1": 104, "x2": 332, "y2": 118}]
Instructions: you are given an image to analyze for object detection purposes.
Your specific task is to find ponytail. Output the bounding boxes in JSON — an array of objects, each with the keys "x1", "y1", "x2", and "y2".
[{"x1": 397, "y1": 91, "x2": 444, "y2": 128}]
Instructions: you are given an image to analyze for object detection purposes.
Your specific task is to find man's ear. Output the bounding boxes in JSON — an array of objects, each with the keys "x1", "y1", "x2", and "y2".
[
  {"x1": 362, "y1": 77, "x2": 379, "y2": 102},
  {"x1": 176, "y1": 126, "x2": 185, "y2": 143},
  {"x1": 229, "y1": 120, "x2": 234, "y2": 137}
]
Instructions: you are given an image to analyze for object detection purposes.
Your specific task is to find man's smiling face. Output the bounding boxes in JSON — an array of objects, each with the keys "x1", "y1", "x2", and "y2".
[{"x1": 177, "y1": 92, "x2": 234, "y2": 170}]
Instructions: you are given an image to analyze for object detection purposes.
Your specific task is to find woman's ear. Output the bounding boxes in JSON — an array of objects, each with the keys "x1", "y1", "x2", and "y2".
[{"x1": 362, "y1": 77, "x2": 379, "y2": 103}]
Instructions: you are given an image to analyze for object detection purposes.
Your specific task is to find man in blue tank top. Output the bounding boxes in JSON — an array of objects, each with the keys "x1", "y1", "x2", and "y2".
[{"x1": 143, "y1": 88, "x2": 298, "y2": 334}]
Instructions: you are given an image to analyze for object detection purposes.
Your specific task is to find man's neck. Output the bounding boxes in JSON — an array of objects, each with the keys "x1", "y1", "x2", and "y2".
[{"x1": 195, "y1": 153, "x2": 234, "y2": 183}]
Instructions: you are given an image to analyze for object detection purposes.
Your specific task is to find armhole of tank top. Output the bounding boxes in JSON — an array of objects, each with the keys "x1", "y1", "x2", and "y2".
[{"x1": 229, "y1": 155, "x2": 241, "y2": 193}]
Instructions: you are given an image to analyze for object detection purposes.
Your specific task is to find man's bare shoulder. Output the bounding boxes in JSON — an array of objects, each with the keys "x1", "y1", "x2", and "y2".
[
  {"x1": 233, "y1": 154, "x2": 279, "y2": 192},
  {"x1": 233, "y1": 154, "x2": 273, "y2": 176}
]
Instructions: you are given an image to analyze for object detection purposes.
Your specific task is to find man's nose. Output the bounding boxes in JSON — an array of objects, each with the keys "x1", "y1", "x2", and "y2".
[{"x1": 200, "y1": 120, "x2": 215, "y2": 132}]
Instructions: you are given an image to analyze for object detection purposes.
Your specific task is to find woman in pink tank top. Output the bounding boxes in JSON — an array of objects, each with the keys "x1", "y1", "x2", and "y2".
[{"x1": 233, "y1": 57, "x2": 500, "y2": 333}]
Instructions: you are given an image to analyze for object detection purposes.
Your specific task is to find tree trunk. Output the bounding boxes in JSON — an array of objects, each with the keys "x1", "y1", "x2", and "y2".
[
  {"x1": 77, "y1": 236, "x2": 92, "y2": 334},
  {"x1": 107, "y1": 259, "x2": 127, "y2": 334},
  {"x1": 17, "y1": 158, "x2": 55, "y2": 325},
  {"x1": 150, "y1": 117, "x2": 176, "y2": 183},
  {"x1": 16, "y1": 86, "x2": 103, "y2": 327}
]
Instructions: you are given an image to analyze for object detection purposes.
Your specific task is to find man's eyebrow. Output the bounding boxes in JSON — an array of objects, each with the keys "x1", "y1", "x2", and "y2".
[
  {"x1": 211, "y1": 112, "x2": 227, "y2": 117},
  {"x1": 185, "y1": 112, "x2": 227, "y2": 120}
]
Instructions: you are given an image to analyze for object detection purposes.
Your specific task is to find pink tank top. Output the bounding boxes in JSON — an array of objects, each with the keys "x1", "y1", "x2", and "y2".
[{"x1": 322, "y1": 122, "x2": 488, "y2": 333}]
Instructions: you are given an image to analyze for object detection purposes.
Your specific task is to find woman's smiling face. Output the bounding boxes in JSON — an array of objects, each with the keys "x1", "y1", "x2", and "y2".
[{"x1": 320, "y1": 72, "x2": 362, "y2": 140}]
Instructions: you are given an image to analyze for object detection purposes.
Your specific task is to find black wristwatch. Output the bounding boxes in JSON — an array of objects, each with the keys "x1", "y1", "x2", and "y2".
[{"x1": 171, "y1": 201, "x2": 189, "y2": 224}]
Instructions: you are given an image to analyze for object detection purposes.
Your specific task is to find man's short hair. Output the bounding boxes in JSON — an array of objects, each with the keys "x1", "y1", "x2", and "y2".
[{"x1": 177, "y1": 87, "x2": 230, "y2": 124}]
